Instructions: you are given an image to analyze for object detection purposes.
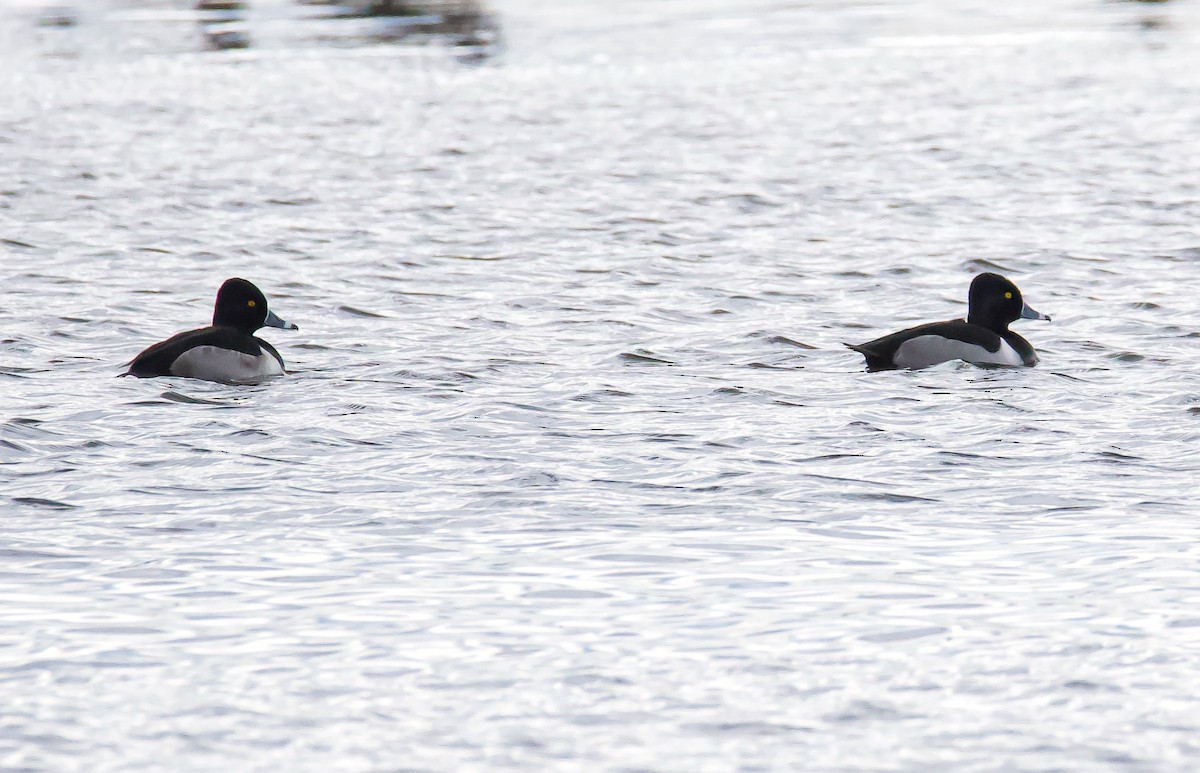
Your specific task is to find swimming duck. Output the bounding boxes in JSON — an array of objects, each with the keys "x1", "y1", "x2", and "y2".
[
  {"x1": 126, "y1": 278, "x2": 298, "y2": 383},
  {"x1": 846, "y1": 272, "x2": 1049, "y2": 371}
]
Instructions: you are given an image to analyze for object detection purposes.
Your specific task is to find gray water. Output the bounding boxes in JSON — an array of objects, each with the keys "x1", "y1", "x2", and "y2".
[{"x1": 4, "y1": 0, "x2": 1200, "y2": 770}]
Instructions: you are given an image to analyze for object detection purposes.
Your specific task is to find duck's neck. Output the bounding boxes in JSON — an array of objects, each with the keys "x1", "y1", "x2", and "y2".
[{"x1": 966, "y1": 313, "x2": 1009, "y2": 333}]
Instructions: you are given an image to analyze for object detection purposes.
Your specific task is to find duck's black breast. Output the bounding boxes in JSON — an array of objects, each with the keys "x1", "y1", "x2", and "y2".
[
  {"x1": 126, "y1": 326, "x2": 271, "y2": 377},
  {"x1": 847, "y1": 319, "x2": 1002, "y2": 371},
  {"x1": 1000, "y1": 329, "x2": 1038, "y2": 366}
]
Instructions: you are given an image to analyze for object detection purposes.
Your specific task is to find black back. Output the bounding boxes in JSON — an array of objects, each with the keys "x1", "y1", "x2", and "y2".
[{"x1": 846, "y1": 319, "x2": 1002, "y2": 371}]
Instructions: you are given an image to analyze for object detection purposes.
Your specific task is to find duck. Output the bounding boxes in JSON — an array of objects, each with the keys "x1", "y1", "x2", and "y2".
[
  {"x1": 125, "y1": 278, "x2": 298, "y2": 383},
  {"x1": 846, "y1": 272, "x2": 1049, "y2": 371}
]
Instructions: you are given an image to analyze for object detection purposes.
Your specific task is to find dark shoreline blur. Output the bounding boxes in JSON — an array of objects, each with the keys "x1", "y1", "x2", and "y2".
[{"x1": 33, "y1": 0, "x2": 501, "y2": 59}]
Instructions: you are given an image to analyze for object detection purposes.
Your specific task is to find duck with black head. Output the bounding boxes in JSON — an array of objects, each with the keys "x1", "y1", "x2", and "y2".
[
  {"x1": 125, "y1": 278, "x2": 298, "y2": 383},
  {"x1": 846, "y1": 272, "x2": 1050, "y2": 371}
]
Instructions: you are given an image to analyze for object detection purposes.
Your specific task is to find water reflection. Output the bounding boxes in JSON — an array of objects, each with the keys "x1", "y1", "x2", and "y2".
[{"x1": 10, "y1": 0, "x2": 1200, "y2": 770}]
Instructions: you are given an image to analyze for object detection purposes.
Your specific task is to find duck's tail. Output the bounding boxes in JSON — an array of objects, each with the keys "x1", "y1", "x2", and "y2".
[{"x1": 843, "y1": 342, "x2": 893, "y2": 372}]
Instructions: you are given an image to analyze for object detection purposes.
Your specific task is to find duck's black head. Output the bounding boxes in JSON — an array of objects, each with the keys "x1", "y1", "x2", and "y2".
[
  {"x1": 212, "y1": 278, "x2": 298, "y2": 333},
  {"x1": 966, "y1": 272, "x2": 1049, "y2": 331}
]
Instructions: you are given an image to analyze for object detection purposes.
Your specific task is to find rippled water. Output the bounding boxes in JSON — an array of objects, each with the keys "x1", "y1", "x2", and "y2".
[{"x1": 5, "y1": 0, "x2": 1200, "y2": 769}]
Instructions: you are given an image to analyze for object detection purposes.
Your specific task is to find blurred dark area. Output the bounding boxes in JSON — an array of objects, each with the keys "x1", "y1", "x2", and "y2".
[{"x1": 29, "y1": 0, "x2": 501, "y2": 61}]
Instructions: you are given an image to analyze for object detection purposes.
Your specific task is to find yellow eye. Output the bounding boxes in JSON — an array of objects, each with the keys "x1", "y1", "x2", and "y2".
[
  {"x1": 1004, "y1": 292, "x2": 1012, "y2": 299},
  {"x1": 248, "y1": 300, "x2": 257, "y2": 308}
]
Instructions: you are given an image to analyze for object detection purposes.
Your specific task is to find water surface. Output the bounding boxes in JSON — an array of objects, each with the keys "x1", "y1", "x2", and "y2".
[{"x1": 3, "y1": 0, "x2": 1200, "y2": 769}]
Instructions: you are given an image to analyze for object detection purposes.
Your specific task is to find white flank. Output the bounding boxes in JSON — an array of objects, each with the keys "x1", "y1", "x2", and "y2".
[
  {"x1": 170, "y1": 346, "x2": 284, "y2": 383},
  {"x1": 893, "y1": 335, "x2": 1024, "y2": 370}
]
